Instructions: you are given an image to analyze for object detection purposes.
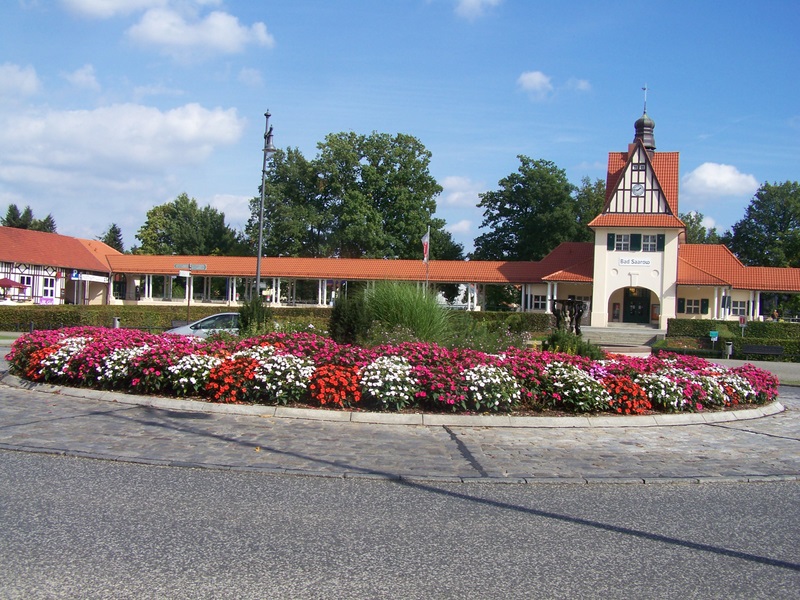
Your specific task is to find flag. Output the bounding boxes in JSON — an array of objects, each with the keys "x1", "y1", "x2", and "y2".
[{"x1": 421, "y1": 229, "x2": 430, "y2": 263}]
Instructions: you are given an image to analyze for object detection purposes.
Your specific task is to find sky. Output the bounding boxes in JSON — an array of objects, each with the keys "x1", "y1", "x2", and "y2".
[{"x1": 1, "y1": 0, "x2": 798, "y2": 255}]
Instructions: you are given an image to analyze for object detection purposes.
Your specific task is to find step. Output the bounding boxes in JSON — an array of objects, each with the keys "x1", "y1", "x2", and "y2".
[{"x1": 581, "y1": 326, "x2": 665, "y2": 348}]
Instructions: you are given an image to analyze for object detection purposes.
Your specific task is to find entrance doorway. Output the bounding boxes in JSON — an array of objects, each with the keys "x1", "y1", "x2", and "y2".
[{"x1": 623, "y1": 287, "x2": 651, "y2": 324}]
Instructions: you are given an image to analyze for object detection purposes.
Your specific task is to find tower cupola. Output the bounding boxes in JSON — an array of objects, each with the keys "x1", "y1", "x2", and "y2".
[{"x1": 633, "y1": 111, "x2": 656, "y2": 152}]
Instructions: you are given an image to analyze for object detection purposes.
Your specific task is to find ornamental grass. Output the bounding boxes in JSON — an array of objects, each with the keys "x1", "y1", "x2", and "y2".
[{"x1": 5, "y1": 327, "x2": 780, "y2": 416}]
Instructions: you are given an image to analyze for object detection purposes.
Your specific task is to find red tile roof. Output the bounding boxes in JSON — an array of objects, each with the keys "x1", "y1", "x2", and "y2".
[
  {"x1": 589, "y1": 143, "x2": 682, "y2": 229},
  {"x1": 108, "y1": 254, "x2": 546, "y2": 284},
  {"x1": 0, "y1": 226, "x2": 119, "y2": 273},
  {"x1": 107, "y1": 244, "x2": 596, "y2": 286},
  {"x1": 588, "y1": 214, "x2": 685, "y2": 228},
  {"x1": 677, "y1": 244, "x2": 800, "y2": 292}
]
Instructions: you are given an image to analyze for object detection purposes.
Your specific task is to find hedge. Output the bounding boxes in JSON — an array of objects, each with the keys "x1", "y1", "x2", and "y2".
[
  {"x1": 0, "y1": 305, "x2": 550, "y2": 334},
  {"x1": 667, "y1": 317, "x2": 800, "y2": 340}
]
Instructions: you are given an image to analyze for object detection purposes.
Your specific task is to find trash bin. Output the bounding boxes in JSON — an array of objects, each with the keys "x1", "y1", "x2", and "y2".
[
  {"x1": 725, "y1": 341, "x2": 733, "y2": 358},
  {"x1": 112, "y1": 317, "x2": 120, "y2": 329}
]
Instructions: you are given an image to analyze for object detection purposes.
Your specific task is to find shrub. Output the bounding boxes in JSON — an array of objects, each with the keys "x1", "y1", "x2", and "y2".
[
  {"x1": 329, "y1": 292, "x2": 372, "y2": 345},
  {"x1": 238, "y1": 297, "x2": 273, "y2": 337},
  {"x1": 543, "y1": 330, "x2": 605, "y2": 359},
  {"x1": 364, "y1": 282, "x2": 452, "y2": 344}
]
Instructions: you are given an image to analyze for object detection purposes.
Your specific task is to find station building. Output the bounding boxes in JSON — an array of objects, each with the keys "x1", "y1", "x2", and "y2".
[{"x1": 2, "y1": 112, "x2": 799, "y2": 325}]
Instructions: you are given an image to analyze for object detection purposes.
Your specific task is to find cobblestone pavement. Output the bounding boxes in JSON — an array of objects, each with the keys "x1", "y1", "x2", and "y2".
[{"x1": 1, "y1": 354, "x2": 798, "y2": 483}]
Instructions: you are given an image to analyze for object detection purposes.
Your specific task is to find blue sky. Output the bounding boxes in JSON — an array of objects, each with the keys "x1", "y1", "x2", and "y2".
[{"x1": 1, "y1": 0, "x2": 798, "y2": 253}]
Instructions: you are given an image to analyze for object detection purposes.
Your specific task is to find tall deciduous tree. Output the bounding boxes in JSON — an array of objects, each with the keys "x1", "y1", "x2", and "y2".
[
  {"x1": 726, "y1": 181, "x2": 800, "y2": 266},
  {"x1": 679, "y1": 211, "x2": 721, "y2": 244},
  {"x1": 136, "y1": 193, "x2": 239, "y2": 256},
  {"x1": 99, "y1": 223, "x2": 125, "y2": 253},
  {"x1": 574, "y1": 176, "x2": 607, "y2": 241},
  {"x1": 472, "y1": 157, "x2": 578, "y2": 261},
  {"x1": 249, "y1": 132, "x2": 454, "y2": 261}
]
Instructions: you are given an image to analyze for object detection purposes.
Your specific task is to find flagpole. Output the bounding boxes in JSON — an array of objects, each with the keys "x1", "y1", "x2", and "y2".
[{"x1": 425, "y1": 225, "x2": 430, "y2": 288}]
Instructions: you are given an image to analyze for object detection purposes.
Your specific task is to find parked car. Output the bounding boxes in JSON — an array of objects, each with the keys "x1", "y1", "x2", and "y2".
[{"x1": 167, "y1": 312, "x2": 239, "y2": 338}]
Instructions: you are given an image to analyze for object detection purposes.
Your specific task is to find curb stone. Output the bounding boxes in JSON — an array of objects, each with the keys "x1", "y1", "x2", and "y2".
[{"x1": 0, "y1": 370, "x2": 785, "y2": 429}]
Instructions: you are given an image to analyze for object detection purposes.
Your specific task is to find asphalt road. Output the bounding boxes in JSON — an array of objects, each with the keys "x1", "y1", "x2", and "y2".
[{"x1": 1, "y1": 451, "x2": 798, "y2": 599}]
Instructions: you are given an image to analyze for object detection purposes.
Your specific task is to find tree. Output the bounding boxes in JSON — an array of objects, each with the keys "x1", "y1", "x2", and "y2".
[
  {"x1": 248, "y1": 132, "x2": 451, "y2": 261},
  {"x1": 574, "y1": 176, "x2": 606, "y2": 242},
  {"x1": 472, "y1": 157, "x2": 578, "y2": 261},
  {"x1": 99, "y1": 223, "x2": 125, "y2": 253},
  {"x1": 679, "y1": 211, "x2": 721, "y2": 244},
  {"x1": 246, "y1": 147, "x2": 330, "y2": 257},
  {"x1": 2, "y1": 204, "x2": 56, "y2": 232},
  {"x1": 136, "y1": 193, "x2": 239, "y2": 256},
  {"x1": 726, "y1": 181, "x2": 800, "y2": 266}
]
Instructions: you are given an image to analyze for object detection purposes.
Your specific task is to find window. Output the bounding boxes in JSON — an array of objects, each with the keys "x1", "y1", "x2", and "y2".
[
  {"x1": 642, "y1": 234, "x2": 658, "y2": 252},
  {"x1": 731, "y1": 300, "x2": 748, "y2": 316},
  {"x1": 19, "y1": 275, "x2": 32, "y2": 298},
  {"x1": 533, "y1": 295, "x2": 547, "y2": 310},
  {"x1": 42, "y1": 277, "x2": 56, "y2": 298},
  {"x1": 685, "y1": 299, "x2": 701, "y2": 314},
  {"x1": 614, "y1": 234, "x2": 630, "y2": 251}
]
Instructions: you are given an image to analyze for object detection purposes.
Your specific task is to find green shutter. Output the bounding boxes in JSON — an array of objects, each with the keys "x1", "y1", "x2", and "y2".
[
  {"x1": 631, "y1": 234, "x2": 642, "y2": 251},
  {"x1": 701, "y1": 299, "x2": 710, "y2": 314},
  {"x1": 657, "y1": 234, "x2": 665, "y2": 251},
  {"x1": 607, "y1": 233, "x2": 615, "y2": 251},
  {"x1": 677, "y1": 298, "x2": 685, "y2": 313}
]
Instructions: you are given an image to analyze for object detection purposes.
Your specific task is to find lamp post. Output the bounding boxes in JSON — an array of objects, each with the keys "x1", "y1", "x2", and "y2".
[{"x1": 255, "y1": 110, "x2": 276, "y2": 301}]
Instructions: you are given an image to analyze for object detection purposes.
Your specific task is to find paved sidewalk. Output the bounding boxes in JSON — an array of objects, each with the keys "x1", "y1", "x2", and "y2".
[{"x1": 1, "y1": 344, "x2": 798, "y2": 484}]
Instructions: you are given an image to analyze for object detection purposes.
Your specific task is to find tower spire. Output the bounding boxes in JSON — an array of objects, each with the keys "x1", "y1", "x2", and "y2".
[{"x1": 642, "y1": 83, "x2": 648, "y2": 114}]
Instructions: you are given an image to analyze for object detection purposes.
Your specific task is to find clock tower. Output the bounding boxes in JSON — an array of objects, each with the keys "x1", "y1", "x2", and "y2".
[{"x1": 587, "y1": 111, "x2": 684, "y2": 328}]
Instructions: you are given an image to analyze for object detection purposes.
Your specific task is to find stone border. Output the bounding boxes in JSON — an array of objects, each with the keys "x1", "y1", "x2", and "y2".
[{"x1": 0, "y1": 371, "x2": 785, "y2": 428}]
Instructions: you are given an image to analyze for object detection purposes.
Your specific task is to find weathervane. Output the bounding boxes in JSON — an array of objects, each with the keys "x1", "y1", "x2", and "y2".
[{"x1": 642, "y1": 83, "x2": 648, "y2": 113}]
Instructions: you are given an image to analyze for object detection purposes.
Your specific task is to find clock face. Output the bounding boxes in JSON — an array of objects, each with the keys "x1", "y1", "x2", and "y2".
[{"x1": 631, "y1": 183, "x2": 645, "y2": 196}]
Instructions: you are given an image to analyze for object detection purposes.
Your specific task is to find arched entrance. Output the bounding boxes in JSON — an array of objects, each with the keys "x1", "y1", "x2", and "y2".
[{"x1": 623, "y1": 287, "x2": 651, "y2": 324}]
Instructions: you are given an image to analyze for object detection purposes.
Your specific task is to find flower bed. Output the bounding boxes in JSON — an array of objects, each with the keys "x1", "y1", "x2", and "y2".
[{"x1": 4, "y1": 327, "x2": 780, "y2": 415}]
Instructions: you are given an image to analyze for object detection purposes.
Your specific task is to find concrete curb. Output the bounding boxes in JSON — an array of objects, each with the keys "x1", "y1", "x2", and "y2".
[{"x1": 0, "y1": 370, "x2": 785, "y2": 429}]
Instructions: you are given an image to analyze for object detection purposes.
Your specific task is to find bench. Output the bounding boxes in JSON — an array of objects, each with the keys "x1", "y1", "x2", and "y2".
[{"x1": 741, "y1": 344, "x2": 784, "y2": 358}]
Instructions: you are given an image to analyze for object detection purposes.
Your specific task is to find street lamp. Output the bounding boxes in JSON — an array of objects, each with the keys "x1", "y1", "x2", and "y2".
[{"x1": 255, "y1": 110, "x2": 276, "y2": 301}]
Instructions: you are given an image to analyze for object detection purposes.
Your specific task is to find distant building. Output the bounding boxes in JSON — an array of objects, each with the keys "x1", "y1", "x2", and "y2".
[{"x1": 0, "y1": 227, "x2": 119, "y2": 305}]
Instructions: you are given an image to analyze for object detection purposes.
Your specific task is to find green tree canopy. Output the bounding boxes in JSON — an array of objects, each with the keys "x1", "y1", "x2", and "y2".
[
  {"x1": 472, "y1": 157, "x2": 581, "y2": 260},
  {"x1": 574, "y1": 176, "x2": 606, "y2": 242},
  {"x1": 679, "y1": 211, "x2": 721, "y2": 244},
  {"x1": 135, "y1": 193, "x2": 240, "y2": 255},
  {"x1": 726, "y1": 181, "x2": 800, "y2": 266},
  {"x1": 248, "y1": 132, "x2": 454, "y2": 260},
  {"x1": 99, "y1": 223, "x2": 125, "y2": 253},
  {"x1": 2, "y1": 204, "x2": 57, "y2": 232}
]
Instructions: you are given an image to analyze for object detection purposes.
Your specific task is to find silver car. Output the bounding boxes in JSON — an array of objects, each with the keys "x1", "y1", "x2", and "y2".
[{"x1": 167, "y1": 312, "x2": 239, "y2": 338}]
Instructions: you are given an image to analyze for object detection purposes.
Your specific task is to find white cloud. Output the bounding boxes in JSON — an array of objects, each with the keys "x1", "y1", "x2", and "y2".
[
  {"x1": 127, "y1": 8, "x2": 274, "y2": 59},
  {"x1": 209, "y1": 193, "x2": 252, "y2": 230},
  {"x1": 60, "y1": 0, "x2": 169, "y2": 18},
  {"x1": 455, "y1": 0, "x2": 502, "y2": 20},
  {"x1": 682, "y1": 162, "x2": 759, "y2": 197},
  {"x1": 238, "y1": 67, "x2": 263, "y2": 87},
  {"x1": 517, "y1": 70, "x2": 553, "y2": 100},
  {"x1": 0, "y1": 102, "x2": 245, "y2": 182},
  {"x1": 441, "y1": 175, "x2": 484, "y2": 207},
  {"x1": 62, "y1": 64, "x2": 100, "y2": 91},
  {"x1": 566, "y1": 77, "x2": 591, "y2": 92},
  {"x1": 447, "y1": 219, "x2": 472, "y2": 235},
  {"x1": 0, "y1": 63, "x2": 41, "y2": 97}
]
